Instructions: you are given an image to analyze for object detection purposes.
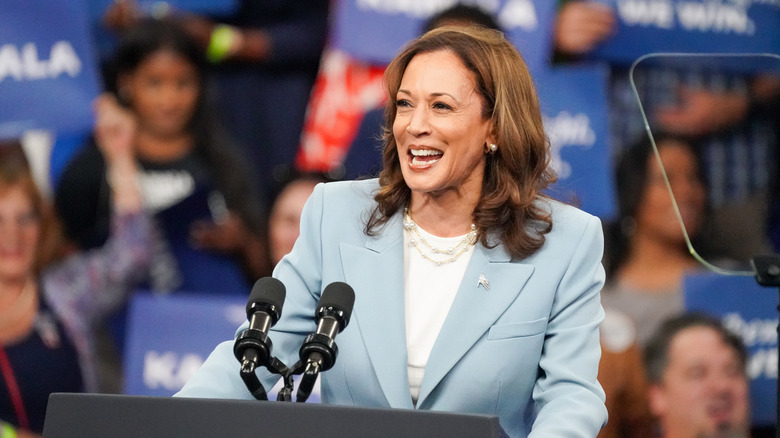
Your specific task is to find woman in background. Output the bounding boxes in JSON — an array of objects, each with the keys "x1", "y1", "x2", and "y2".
[
  {"x1": 0, "y1": 137, "x2": 149, "y2": 436},
  {"x1": 266, "y1": 173, "x2": 327, "y2": 267},
  {"x1": 601, "y1": 135, "x2": 709, "y2": 345},
  {"x1": 55, "y1": 19, "x2": 270, "y2": 295}
]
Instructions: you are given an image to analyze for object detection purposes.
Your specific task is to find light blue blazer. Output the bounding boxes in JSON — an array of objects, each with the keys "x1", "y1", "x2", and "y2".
[{"x1": 176, "y1": 179, "x2": 607, "y2": 438}]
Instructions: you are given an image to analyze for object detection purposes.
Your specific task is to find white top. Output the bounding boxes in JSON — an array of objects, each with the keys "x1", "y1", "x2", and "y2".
[{"x1": 403, "y1": 225, "x2": 474, "y2": 405}]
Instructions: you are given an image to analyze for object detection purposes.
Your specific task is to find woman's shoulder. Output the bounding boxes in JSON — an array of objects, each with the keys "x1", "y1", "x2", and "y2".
[
  {"x1": 318, "y1": 178, "x2": 380, "y2": 204},
  {"x1": 541, "y1": 198, "x2": 601, "y2": 234},
  {"x1": 519, "y1": 198, "x2": 603, "y2": 262}
]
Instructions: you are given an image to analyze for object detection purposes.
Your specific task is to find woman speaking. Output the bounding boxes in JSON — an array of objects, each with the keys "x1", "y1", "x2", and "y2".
[{"x1": 177, "y1": 26, "x2": 607, "y2": 438}]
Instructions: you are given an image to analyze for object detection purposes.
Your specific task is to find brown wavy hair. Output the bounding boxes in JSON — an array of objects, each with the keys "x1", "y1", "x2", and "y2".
[
  {"x1": 0, "y1": 142, "x2": 65, "y2": 273},
  {"x1": 365, "y1": 26, "x2": 557, "y2": 260}
]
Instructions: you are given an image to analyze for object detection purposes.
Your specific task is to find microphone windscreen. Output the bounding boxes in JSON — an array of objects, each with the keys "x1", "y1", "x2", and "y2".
[
  {"x1": 247, "y1": 277, "x2": 286, "y2": 316},
  {"x1": 319, "y1": 282, "x2": 356, "y2": 323}
]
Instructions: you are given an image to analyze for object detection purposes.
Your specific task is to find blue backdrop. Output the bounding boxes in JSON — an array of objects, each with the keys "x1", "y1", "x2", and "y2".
[
  {"x1": 537, "y1": 65, "x2": 616, "y2": 220},
  {"x1": 0, "y1": 1, "x2": 101, "y2": 139},
  {"x1": 589, "y1": 0, "x2": 780, "y2": 67},
  {"x1": 331, "y1": 0, "x2": 557, "y2": 75},
  {"x1": 124, "y1": 292, "x2": 322, "y2": 402}
]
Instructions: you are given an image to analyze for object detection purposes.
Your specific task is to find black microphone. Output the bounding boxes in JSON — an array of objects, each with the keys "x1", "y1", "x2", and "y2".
[
  {"x1": 296, "y1": 282, "x2": 355, "y2": 402},
  {"x1": 233, "y1": 277, "x2": 286, "y2": 375}
]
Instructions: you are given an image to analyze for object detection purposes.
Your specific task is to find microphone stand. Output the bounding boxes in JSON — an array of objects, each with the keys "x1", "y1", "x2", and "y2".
[
  {"x1": 287, "y1": 359, "x2": 319, "y2": 403},
  {"x1": 234, "y1": 328, "x2": 293, "y2": 401},
  {"x1": 750, "y1": 255, "x2": 780, "y2": 438},
  {"x1": 239, "y1": 355, "x2": 292, "y2": 401},
  {"x1": 235, "y1": 333, "x2": 334, "y2": 403}
]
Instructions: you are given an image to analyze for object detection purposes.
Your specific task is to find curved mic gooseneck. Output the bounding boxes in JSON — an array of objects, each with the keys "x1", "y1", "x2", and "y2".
[
  {"x1": 295, "y1": 282, "x2": 356, "y2": 403},
  {"x1": 233, "y1": 277, "x2": 287, "y2": 400}
]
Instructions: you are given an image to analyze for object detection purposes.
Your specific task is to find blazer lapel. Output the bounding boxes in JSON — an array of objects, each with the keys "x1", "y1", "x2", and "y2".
[
  {"x1": 339, "y1": 215, "x2": 414, "y2": 409},
  {"x1": 417, "y1": 244, "x2": 535, "y2": 407}
]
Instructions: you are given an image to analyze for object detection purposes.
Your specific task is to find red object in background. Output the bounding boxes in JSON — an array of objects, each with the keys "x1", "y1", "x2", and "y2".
[{"x1": 296, "y1": 50, "x2": 387, "y2": 172}]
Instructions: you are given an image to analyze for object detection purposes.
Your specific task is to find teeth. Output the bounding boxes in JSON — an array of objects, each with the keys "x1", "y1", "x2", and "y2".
[
  {"x1": 410, "y1": 149, "x2": 442, "y2": 156},
  {"x1": 411, "y1": 156, "x2": 441, "y2": 166}
]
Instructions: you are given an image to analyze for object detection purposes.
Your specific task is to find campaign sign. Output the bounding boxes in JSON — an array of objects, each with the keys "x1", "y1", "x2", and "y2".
[
  {"x1": 331, "y1": 0, "x2": 557, "y2": 75},
  {"x1": 683, "y1": 272, "x2": 778, "y2": 426},
  {"x1": 124, "y1": 293, "x2": 247, "y2": 396},
  {"x1": 589, "y1": 0, "x2": 780, "y2": 68},
  {"x1": 536, "y1": 65, "x2": 616, "y2": 220},
  {"x1": 86, "y1": 0, "x2": 239, "y2": 23},
  {"x1": 0, "y1": 1, "x2": 102, "y2": 139},
  {"x1": 124, "y1": 292, "x2": 323, "y2": 402}
]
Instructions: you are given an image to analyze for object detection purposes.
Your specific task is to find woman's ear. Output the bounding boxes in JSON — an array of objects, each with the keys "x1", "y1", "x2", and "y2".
[{"x1": 484, "y1": 134, "x2": 498, "y2": 154}]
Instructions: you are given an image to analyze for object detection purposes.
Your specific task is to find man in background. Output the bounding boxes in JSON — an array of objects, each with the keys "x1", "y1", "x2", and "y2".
[{"x1": 644, "y1": 313, "x2": 750, "y2": 438}]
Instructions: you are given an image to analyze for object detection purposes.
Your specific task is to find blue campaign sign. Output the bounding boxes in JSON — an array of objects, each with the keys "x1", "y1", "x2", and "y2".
[
  {"x1": 0, "y1": 1, "x2": 102, "y2": 139},
  {"x1": 683, "y1": 272, "x2": 778, "y2": 427},
  {"x1": 135, "y1": 0, "x2": 238, "y2": 14},
  {"x1": 536, "y1": 65, "x2": 616, "y2": 220},
  {"x1": 124, "y1": 292, "x2": 323, "y2": 402},
  {"x1": 331, "y1": 0, "x2": 557, "y2": 75},
  {"x1": 124, "y1": 293, "x2": 247, "y2": 397},
  {"x1": 588, "y1": 0, "x2": 780, "y2": 67},
  {"x1": 86, "y1": 0, "x2": 239, "y2": 23}
]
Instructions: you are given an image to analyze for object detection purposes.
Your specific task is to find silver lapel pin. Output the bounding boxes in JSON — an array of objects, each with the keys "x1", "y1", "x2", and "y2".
[{"x1": 478, "y1": 273, "x2": 489, "y2": 291}]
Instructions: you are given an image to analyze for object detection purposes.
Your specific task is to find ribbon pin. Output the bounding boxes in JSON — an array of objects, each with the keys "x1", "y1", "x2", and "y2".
[{"x1": 478, "y1": 273, "x2": 489, "y2": 291}]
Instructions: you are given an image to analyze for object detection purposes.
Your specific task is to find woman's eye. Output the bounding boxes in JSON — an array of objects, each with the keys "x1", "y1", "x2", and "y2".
[
  {"x1": 433, "y1": 102, "x2": 452, "y2": 110},
  {"x1": 396, "y1": 99, "x2": 411, "y2": 107}
]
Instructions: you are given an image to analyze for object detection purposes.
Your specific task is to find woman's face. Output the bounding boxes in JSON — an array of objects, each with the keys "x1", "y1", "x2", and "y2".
[
  {"x1": 635, "y1": 140, "x2": 706, "y2": 243},
  {"x1": 268, "y1": 179, "x2": 319, "y2": 266},
  {"x1": 393, "y1": 50, "x2": 492, "y2": 201},
  {"x1": 0, "y1": 185, "x2": 39, "y2": 283},
  {"x1": 120, "y1": 50, "x2": 200, "y2": 138}
]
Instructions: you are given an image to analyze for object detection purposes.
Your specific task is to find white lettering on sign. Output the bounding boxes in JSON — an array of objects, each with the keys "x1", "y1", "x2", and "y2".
[
  {"x1": 746, "y1": 348, "x2": 778, "y2": 379},
  {"x1": 355, "y1": 0, "x2": 454, "y2": 18},
  {"x1": 354, "y1": 0, "x2": 537, "y2": 31},
  {"x1": 0, "y1": 41, "x2": 81, "y2": 82},
  {"x1": 615, "y1": 0, "x2": 759, "y2": 34},
  {"x1": 544, "y1": 111, "x2": 596, "y2": 179},
  {"x1": 498, "y1": 0, "x2": 538, "y2": 31},
  {"x1": 617, "y1": 0, "x2": 676, "y2": 29},
  {"x1": 676, "y1": 1, "x2": 755, "y2": 35},
  {"x1": 721, "y1": 313, "x2": 778, "y2": 380},
  {"x1": 143, "y1": 351, "x2": 205, "y2": 391},
  {"x1": 722, "y1": 312, "x2": 778, "y2": 346}
]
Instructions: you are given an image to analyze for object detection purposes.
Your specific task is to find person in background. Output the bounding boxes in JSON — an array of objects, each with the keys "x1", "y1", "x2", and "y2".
[
  {"x1": 601, "y1": 135, "x2": 709, "y2": 345},
  {"x1": 553, "y1": 1, "x2": 615, "y2": 58},
  {"x1": 177, "y1": 26, "x2": 607, "y2": 437},
  {"x1": 554, "y1": 0, "x2": 779, "y2": 262},
  {"x1": 598, "y1": 307, "x2": 655, "y2": 438},
  {"x1": 55, "y1": 19, "x2": 270, "y2": 293},
  {"x1": 102, "y1": 0, "x2": 330, "y2": 199},
  {"x1": 266, "y1": 173, "x2": 328, "y2": 267},
  {"x1": 54, "y1": 20, "x2": 270, "y2": 392},
  {"x1": 0, "y1": 139, "x2": 149, "y2": 436},
  {"x1": 644, "y1": 313, "x2": 750, "y2": 438}
]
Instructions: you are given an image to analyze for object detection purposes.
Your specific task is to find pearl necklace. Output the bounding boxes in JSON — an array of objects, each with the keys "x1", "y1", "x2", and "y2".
[{"x1": 403, "y1": 208, "x2": 477, "y2": 266}]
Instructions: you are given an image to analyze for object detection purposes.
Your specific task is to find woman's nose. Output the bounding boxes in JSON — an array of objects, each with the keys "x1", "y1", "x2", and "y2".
[{"x1": 405, "y1": 108, "x2": 430, "y2": 137}]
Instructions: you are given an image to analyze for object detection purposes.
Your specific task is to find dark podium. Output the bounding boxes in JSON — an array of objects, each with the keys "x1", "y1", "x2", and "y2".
[{"x1": 43, "y1": 393, "x2": 508, "y2": 438}]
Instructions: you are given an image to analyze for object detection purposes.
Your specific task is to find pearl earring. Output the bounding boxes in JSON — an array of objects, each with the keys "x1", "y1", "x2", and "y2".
[{"x1": 488, "y1": 143, "x2": 498, "y2": 153}]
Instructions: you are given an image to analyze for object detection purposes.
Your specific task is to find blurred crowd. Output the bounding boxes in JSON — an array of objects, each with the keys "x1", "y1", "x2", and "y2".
[{"x1": 1, "y1": 1, "x2": 778, "y2": 437}]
